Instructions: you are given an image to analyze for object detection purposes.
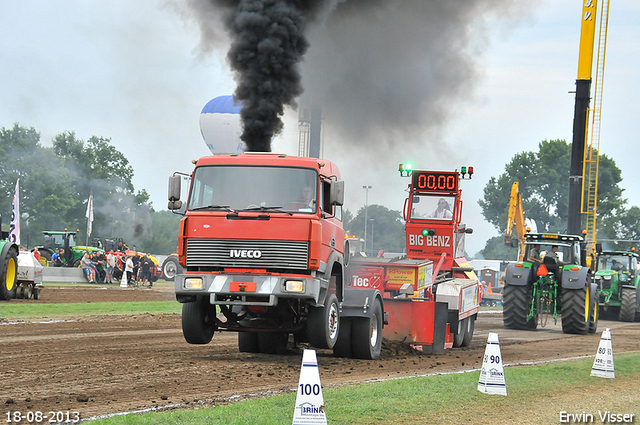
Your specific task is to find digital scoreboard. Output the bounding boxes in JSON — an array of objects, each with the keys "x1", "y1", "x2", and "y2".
[{"x1": 411, "y1": 171, "x2": 458, "y2": 193}]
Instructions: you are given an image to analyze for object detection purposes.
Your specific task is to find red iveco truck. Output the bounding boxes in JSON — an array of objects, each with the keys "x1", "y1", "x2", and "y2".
[{"x1": 168, "y1": 153, "x2": 384, "y2": 358}]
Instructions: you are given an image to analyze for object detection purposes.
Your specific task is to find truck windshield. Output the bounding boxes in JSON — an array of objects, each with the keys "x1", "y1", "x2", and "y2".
[
  {"x1": 188, "y1": 165, "x2": 318, "y2": 214},
  {"x1": 410, "y1": 194, "x2": 455, "y2": 220}
]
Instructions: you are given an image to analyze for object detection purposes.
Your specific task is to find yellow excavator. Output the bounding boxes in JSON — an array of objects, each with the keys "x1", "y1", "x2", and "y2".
[{"x1": 504, "y1": 182, "x2": 528, "y2": 262}]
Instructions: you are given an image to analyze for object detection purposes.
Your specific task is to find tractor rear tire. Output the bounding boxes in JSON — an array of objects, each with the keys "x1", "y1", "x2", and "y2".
[
  {"x1": 181, "y1": 296, "x2": 215, "y2": 344},
  {"x1": 588, "y1": 288, "x2": 598, "y2": 333},
  {"x1": 619, "y1": 288, "x2": 637, "y2": 322},
  {"x1": 561, "y1": 286, "x2": 589, "y2": 335},
  {"x1": 332, "y1": 317, "x2": 353, "y2": 358},
  {"x1": 462, "y1": 315, "x2": 476, "y2": 346},
  {"x1": 503, "y1": 285, "x2": 537, "y2": 330},
  {"x1": 307, "y1": 294, "x2": 340, "y2": 349},
  {"x1": 351, "y1": 299, "x2": 383, "y2": 360},
  {"x1": 238, "y1": 332, "x2": 259, "y2": 353},
  {"x1": 0, "y1": 248, "x2": 18, "y2": 300}
]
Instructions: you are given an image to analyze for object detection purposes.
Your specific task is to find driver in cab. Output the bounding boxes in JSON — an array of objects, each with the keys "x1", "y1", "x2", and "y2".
[
  {"x1": 426, "y1": 198, "x2": 453, "y2": 219},
  {"x1": 291, "y1": 185, "x2": 316, "y2": 211}
]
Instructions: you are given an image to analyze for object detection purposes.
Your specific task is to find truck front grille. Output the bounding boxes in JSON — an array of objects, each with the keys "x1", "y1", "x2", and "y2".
[{"x1": 186, "y1": 239, "x2": 309, "y2": 271}]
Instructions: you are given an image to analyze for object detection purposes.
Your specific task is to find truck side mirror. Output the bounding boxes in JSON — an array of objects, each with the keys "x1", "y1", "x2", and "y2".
[
  {"x1": 168, "y1": 175, "x2": 182, "y2": 210},
  {"x1": 595, "y1": 243, "x2": 602, "y2": 254},
  {"x1": 329, "y1": 180, "x2": 345, "y2": 206}
]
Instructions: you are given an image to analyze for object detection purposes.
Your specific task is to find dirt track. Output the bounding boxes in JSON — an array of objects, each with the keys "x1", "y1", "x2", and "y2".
[{"x1": 1, "y1": 285, "x2": 640, "y2": 421}]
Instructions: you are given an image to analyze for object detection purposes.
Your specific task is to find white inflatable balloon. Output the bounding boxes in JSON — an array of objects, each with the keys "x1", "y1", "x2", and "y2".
[{"x1": 200, "y1": 95, "x2": 247, "y2": 154}]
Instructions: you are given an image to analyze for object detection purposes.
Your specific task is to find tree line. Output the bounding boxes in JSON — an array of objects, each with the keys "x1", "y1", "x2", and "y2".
[
  {"x1": 478, "y1": 139, "x2": 638, "y2": 260},
  {"x1": 0, "y1": 123, "x2": 181, "y2": 254}
]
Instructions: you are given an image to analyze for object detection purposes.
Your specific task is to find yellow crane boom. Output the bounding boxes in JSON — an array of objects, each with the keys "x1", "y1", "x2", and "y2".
[{"x1": 504, "y1": 182, "x2": 527, "y2": 261}]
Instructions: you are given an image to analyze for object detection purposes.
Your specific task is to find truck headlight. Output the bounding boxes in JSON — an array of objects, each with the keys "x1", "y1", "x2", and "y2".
[
  {"x1": 285, "y1": 280, "x2": 305, "y2": 292},
  {"x1": 184, "y1": 277, "x2": 203, "y2": 289}
]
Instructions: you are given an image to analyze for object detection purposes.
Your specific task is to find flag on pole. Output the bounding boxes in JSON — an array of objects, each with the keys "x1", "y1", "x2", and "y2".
[
  {"x1": 9, "y1": 179, "x2": 20, "y2": 245},
  {"x1": 86, "y1": 191, "x2": 94, "y2": 242}
]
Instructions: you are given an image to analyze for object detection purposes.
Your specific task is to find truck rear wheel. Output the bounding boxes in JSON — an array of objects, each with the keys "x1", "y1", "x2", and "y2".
[
  {"x1": 351, "y1": 298, "x2": 383, "y2": 360},
  {"x1": 181, "y1": 296, "x2": 215, "y2": 344},
  {"x1": 307, "y1": 294, "x2": 340, "y2": 349},
  {"x1": 503, "y1": 285, "x2": 537, "y2": 330},
  {"x1": 238, "y1": 332, "x2": 259, "y2": 353},
  {"x1": 257, "y1": 332, "x2": 289, "y2": 354},
  {"x1": 561, "y1": 286, "x2": 589, "y2": 335},
  {"x1": 0, "y1": 248, "x2": 18, "y2": 300},
  {"x1": 332, "y1": 318, "x2": 352, "y2": 358},
  {"x1": 619, "y1": 288, "x2": 637, "y2": 322}
]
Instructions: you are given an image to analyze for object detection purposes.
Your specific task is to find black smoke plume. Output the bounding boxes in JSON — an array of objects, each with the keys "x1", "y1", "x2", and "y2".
[
  {"x1": 199, "y1": 0, "x2": 333, "y2": 152},
  {"x1": 185, "y1": 0, "x2": 528, "y2": 153}
]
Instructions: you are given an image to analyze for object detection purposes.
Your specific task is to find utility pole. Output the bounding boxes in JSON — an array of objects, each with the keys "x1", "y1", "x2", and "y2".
[{"x1": 363, "y1": 186, "x2": 372, "y2": 254}]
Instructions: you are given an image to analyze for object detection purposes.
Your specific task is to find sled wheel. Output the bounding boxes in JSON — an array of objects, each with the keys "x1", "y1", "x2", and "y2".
[{"x1": 351, "y1": 298, "x2": 383, "y2": 360}]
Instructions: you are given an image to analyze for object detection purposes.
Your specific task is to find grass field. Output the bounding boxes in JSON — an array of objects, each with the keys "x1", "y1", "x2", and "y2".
[
  {"x1": 0, "y1": 301, "x2": 181, "y2": 319},
  {"x1": 87, "y1": 353, "x2": 640, "y2": 425}
]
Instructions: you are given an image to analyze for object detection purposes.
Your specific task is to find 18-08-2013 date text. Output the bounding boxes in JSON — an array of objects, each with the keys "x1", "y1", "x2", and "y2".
[{"x1": 5, "y1": 410, "x2": 80, "y2": 423}]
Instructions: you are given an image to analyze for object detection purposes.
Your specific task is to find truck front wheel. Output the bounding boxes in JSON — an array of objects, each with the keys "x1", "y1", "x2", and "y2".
[
  {"x1": 182, "y1": 296, "x2": 215, "y2": 344},
  {"x1": 307, "y1": 294, "x2": 340, "y2": 349}
]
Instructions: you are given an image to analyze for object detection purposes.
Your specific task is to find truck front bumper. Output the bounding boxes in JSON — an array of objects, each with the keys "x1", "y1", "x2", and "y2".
[{"x1": 174, "y1": 273, "x2": 322, "y2": 307}]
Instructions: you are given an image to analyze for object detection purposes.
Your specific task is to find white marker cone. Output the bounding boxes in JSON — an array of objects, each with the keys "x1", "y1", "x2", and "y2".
[
  {"x1": 591, "y1": 327, "x2": 615, "y2": 378},
  {"x1": 292, "y1": 349, "x2": 327, "y2": 425},
  {"x1": 478, "y1": 332, "x2": 507, "y2": 395},
  {"x1": 120, "y1": 272, "x2": 128, "y2": 288}
]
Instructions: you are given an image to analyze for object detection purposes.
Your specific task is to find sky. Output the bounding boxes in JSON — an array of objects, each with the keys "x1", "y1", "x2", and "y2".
[{"x1": 1, "y1": 0, "x2": 639, "y2": 257}]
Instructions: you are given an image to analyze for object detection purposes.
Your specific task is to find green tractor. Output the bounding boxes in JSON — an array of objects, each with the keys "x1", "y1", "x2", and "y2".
[
  {"x1": 502, "y1": 233, "x2": 599, "y2": 335},
  {"x1": 38, "y1": 230, "x2": 104, "y2": 267},
  {"x1": 594, "y1": 249, "x2": 640, "y2": 322}
]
